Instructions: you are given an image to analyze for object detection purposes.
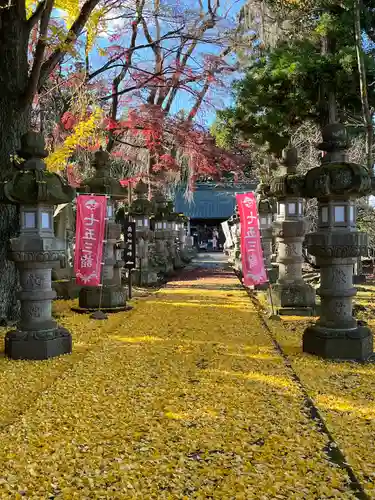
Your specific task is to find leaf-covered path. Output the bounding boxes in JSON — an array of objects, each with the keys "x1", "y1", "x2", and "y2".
[{"x1": 0, "y1": 261, "x2": 361, "y2": 498}]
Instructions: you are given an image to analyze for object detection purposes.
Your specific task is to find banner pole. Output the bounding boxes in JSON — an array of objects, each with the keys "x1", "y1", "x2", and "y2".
[
  {"x1": 128, "y1": 270, "x2": 132, "y2": 300},
  {"x1": 98, "y1": 196, "x2": 110, "y2": 312},
  {"x1": 90, "y1": 194, "x2": 110, "y2": 320}
]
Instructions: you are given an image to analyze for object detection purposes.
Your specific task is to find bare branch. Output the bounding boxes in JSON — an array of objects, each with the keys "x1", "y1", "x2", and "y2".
[{"x1": 107, "y1": 0, "x2": 144, "y2": 152}]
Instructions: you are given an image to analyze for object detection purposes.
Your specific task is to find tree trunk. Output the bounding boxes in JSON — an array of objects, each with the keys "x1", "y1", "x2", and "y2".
[
  {"x1": 0, "y1": 8, "x2": 31, "y2": 324},
  {"x1": 354, "y1": 0, "x2": 373, "y2": 171}
]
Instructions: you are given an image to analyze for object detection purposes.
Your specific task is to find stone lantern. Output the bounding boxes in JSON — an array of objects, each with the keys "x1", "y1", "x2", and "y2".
[
  {"x1": 77, "y1": 149, "x2": 127, "y2": 312},
  {"x1": 150, "y1": 190, "x2": 172, "y2": 275},
  {"x1": 177, "y1": 214, "x2": 191, "y2": 262},
  {"x1": 303, "y1": 123, "x2": 373, "y2": 360},
  {"x1": 129, "y1": 180, "x2": 157, "y2": 285},
  {"x1": 0, "y1": 132, "x2": 75, "y2": 360},
  {"x1": 255, "y1": 182, "x2": 277, "y2": 284},
  {"x1": 269, "y1": 147, "x2": 315, "y2": 315},
  {"x1": 165, "y1": 200, "x2": 180, "y2": 270}
]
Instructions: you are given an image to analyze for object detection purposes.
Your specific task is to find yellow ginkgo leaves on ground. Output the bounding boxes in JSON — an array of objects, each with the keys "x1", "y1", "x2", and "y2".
[
  {"x1": 0, "y1": 279, "x2": 362, "y2": 498},
  {"x1": 266, "y1": 313, "x2": 375, "y2": 497}
]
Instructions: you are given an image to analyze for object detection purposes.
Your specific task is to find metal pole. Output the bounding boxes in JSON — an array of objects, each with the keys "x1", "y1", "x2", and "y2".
[{"x1": 128, "y1": 270, "x2": 132, "y2": 300}]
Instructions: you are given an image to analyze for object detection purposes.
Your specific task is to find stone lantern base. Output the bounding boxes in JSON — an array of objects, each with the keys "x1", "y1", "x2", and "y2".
[
  {"x1": 271, "y1": 282, "x2": 316, "y2": 316},
  {"x1": 5, "y1": 326, "x2": 72, "y2": 361},
  {"x1": 303, "y1": 323, "x2": 373, "y2": 361},
  {"x1": 76, "y1": 285, "x2": 127, "y2": 312}
]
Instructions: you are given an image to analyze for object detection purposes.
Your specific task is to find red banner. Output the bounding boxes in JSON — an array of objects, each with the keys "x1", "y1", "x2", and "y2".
[
  {"x1": 236, "y1": 192, "x2": 267, "y2": 287},
  {"x1": 74, "y1": 195, "x2": 107, "y2": 286}
]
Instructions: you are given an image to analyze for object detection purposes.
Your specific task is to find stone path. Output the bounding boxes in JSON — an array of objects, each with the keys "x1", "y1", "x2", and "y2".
[{"x1": 0, "y1": 259, "x2": 365, "y2": 498}]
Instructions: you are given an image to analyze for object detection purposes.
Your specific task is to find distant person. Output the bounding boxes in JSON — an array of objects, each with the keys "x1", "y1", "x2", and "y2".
[{"x1": 212, "y1": 228, "x2": 219, "y2": 251}]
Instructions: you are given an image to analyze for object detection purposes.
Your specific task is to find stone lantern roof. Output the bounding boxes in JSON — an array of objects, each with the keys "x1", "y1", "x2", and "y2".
[
  {"x1": 165, "y1": 200, "x2": 179, "y2": 222},
  {"x1": 255, "y1": 181, "x2": 274, "y2": 215},
  {"x1": 79, "y1": 149, "x2": 127, "y2": 200},
  {"x1": 0, "y1": 132, "x2": 75, "y2": 205},
  {"x1": 304, "y1": 123, "x2": 372, "y2": 199},
  {"x1": 129, "y1": 180, "x2": 153, "y2": 216}
]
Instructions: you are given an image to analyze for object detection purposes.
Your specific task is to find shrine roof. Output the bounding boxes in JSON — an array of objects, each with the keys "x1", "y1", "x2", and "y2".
[{"x1": 174, "y1": 182, "x2": 257, "y2": 219}]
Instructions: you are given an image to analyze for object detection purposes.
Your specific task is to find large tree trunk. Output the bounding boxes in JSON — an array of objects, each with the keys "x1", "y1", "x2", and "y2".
[{"x1": 0, "y1": 8, "x2": 31, "y2": 324}]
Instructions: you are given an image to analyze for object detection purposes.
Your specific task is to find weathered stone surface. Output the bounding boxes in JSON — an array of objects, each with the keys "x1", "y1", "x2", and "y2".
[
  {"x1": 0, "y1": 131, "x2": 75, "y2": 360},
  {"x1": 303, "y1": 324, "x2": 373, "y2": 360},
  {"x1": 302, "y1": 123, "x2": 373, "y2": 361},
  {"x1": 5, "y1": 327, "x2": 72, "y2": 361}
]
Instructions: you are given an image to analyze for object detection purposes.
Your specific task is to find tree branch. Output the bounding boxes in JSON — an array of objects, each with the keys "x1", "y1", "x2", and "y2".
[
  {"x1": 107, "y1": 0, "x2": 144, "y2": 152},
  {"x1": 21, "y1": 0, "x2": 54, "y2": 107},
  {"x1": 37, "y1": 0, "x2": 100, "y2": 91},
  {"x1": 100, "y1": 73, "x2": 162, "y2": 101},
  {"x1": 27, "y1": 0, "x2": 47, "y2": 30},
  {"x1": 87, "y1": 27, "x2": 184, "y2": 81}
]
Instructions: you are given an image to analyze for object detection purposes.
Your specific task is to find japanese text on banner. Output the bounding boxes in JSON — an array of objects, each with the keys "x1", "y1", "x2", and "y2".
[
  {"x1": 235, "y1": 192, "x2": 267, "y2": 287},
  {"x1": 74, "y1": 195, "x2": 107, "y2": 286}
]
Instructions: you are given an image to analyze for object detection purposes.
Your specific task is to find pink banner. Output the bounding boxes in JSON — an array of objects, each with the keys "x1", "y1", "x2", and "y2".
[
  {"x1": 74, "y1": 195, "x2": 107, "y2": 286},
  {"x1": 236, "y1": 192, "x2": 267, "y2": 287}
]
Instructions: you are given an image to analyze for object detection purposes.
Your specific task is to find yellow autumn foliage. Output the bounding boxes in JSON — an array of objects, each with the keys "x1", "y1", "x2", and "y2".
[
  {"x1": 0, "y1": 273, "x2": 361, "y2": 498},
  {"x1": 46, "y1": 107, "x2": 103, "y2": 172}
]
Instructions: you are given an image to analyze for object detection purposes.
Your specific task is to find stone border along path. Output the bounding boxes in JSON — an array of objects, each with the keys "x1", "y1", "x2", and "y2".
[
  {"x1": 0, "y1": 263, "x2": 368, "y2": 498},
  {"x1": 246, "y1": 290, "x2": 368, "y2": 500}
]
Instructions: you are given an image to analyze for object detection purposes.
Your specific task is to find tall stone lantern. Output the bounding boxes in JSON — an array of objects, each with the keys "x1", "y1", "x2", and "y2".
[
  {"x1": 129, "y1": 180, "x2": 157, "y2": 285},
  {"x1": 77, "y1": 149, "x2": 128, "y2": 312},
  {"x1": 0, "y1": 132, "x2": 75, "y2": 360},
  {"x1": 269, "y1": 147, "x2": 315, "y2": 315},
  {"x1": 255, "y1": 182, "x2": 277, "y2": 284},
  {"x1": 165, "y1": 200, "x2": 179, "y2": 271},
  {"x1": 151, "y1": 190, "x2": 172, "y2": 275},
  {"x1": 303, "y1": 123, "x2": 373, "y2": 360}
]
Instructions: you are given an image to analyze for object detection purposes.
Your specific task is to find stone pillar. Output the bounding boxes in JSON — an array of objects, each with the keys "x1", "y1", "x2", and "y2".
[
  {"x1": 303, "y1": 123, "x2": 373, "y2": 360},
  {"x1": 270, "y1": 147, "x2": 315, "y2": 315},
  {"x1": 129, "y1": 180, "x2": 157, "y2": 285},
  {"x1": 0, "y1": 132, "x2": 75, "y2": 360},
  {"x1": 76, "y1": 150, "x2": 127, "y2": 312}
]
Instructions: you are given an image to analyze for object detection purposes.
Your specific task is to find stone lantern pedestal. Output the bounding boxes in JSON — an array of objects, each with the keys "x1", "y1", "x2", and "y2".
[
  {"x1": 0, "y1": 132, "x2": 75, "y2": 360},
  {"x1": 76, "y1": 150, "x2": 128, "y2": 312},
  {"x1": 303, "y1": 123, "x2": 373, "y2": 360},
  {"x1": 269, "y1": 147, "x2": 315, "y2": 315}
]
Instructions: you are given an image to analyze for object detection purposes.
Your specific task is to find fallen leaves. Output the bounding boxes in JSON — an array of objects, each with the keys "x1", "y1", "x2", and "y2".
[
  {"x1": 266, "y1": 313, "x2": 375, "y2": 497},
  {"x1": 0, "y1": 281, "x2": 359, "y2": 498}
]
